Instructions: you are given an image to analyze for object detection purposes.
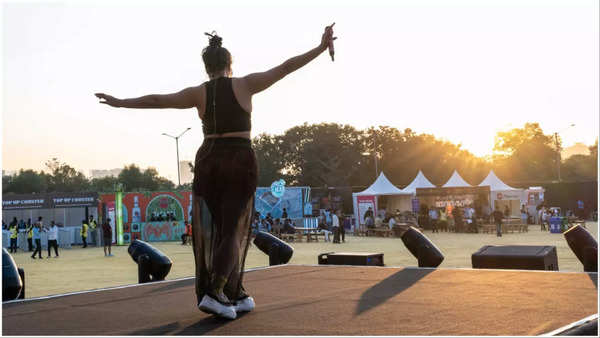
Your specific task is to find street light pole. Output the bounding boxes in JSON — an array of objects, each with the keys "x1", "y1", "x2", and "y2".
[
  {"x1": 162, "y1": 127, "x2": 191, "y2": 186},
  {"x1": 374, "y1": 153, "x2": 378, "y2": 179},
  {"x1": 362, "y1": 151, "x2": 379, "y2": 181},
  {"x1": 554, "y1": 124, "x2": 575, "y2": 183}
]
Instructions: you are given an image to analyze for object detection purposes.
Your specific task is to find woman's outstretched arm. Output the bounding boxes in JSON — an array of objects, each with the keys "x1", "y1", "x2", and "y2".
[
  {"x1": 95, "y1": 86, "x2": 201, "y2": 109},
  {"x1": 242, "y1": 23, "x2": 336, "y2": 95}
]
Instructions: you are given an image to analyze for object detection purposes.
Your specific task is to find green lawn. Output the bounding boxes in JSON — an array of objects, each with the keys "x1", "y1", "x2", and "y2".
[{"x1": 8, "y1": 223, "x2": 597, "y2": 299}]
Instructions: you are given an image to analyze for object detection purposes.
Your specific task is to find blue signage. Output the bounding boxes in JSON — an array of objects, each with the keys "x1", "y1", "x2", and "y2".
[{"x1": 271, "y1": 179, "x2": 286, "y2": 198}]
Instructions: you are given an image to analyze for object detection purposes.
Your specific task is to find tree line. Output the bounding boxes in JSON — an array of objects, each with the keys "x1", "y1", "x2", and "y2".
[
  {"x1": 254, "y1": 122, "x2": 597, "y2": 187},
  {"x1": 2, "y1": 159, "x2": 177, "y2": 194},
  {"x1": 3, "y1": 122, "x2": 597, "y2": 195}
]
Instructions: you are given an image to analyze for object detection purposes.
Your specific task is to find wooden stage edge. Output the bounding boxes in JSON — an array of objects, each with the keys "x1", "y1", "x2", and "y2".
[{"x1": 2, "y1": 264, "x2": 599, "y2": 336}]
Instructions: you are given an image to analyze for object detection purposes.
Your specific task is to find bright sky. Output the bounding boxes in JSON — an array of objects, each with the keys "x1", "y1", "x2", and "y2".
[{"x1": 2, "y1": 0, "x2": 599, "y2": 182}]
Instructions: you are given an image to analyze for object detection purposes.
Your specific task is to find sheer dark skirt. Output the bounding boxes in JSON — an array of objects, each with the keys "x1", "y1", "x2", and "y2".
[{"x1": 192, "y1": 138, "x2": 257, "y2": 304}]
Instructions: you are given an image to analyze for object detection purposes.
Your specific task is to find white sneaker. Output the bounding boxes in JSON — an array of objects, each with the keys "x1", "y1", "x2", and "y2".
[
  {"x1": 234, "y1": 296, "x2": 255, "y2": 313},
  {"x1": 198, "y1": 294, "x2": 236, "y2": 320}
]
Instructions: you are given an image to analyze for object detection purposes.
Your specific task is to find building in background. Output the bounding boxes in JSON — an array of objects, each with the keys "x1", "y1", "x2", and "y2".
[
  {"x1": 2, "y1": 170, "x2": 17, "y2": 176},
  {"x1": 179, "y1": 161, "x2": 193, "y2": 185},
  {"x1": 90, "y1": 168, "x2": 122, "y2": 179}
]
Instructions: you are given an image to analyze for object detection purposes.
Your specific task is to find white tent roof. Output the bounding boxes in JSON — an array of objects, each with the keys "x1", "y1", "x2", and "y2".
[
  {"x1": 353, "y1": 172, "x2": 412, "y2": 196},
  {"x1": 478, "y1": 170, "x2": 520, "y2": 191},
  {"x1": 401, "y1": 170, "x2": 436, "y2": 193},
  {"x1": 442, "y1": 170, "x2": 472, "y2": 188}
]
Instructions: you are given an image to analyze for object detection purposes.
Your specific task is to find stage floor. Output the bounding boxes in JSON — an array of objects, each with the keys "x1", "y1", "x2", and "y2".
[{"x1": 2, "y1": 265, "x2": 598, "y2": 336}]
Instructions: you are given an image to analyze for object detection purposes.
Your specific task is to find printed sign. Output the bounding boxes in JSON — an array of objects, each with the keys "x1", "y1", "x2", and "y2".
[
  {"x1": 270, "y1": 179, "x2": 286, "y2": 198},
  {"x1": 2, "y1": 192, "x2": 98, "y2": 210}
]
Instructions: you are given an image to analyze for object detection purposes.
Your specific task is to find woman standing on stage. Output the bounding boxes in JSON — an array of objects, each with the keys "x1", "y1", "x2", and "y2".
[{"x1": 95, "y1": 24, "x2": 336, "y2": 319}]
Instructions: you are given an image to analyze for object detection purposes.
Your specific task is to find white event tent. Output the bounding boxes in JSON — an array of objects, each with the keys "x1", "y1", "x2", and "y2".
[
  {"x1": 352, "y1": 172, "x2": 412, "y2": 227},
  {"x1": 401, "y1": 170, "x2": 437, "y2": 194},
  {"x1": 442, "y1": 170, "x2": 472, "y2": 187},
  {"x1": 478, "y1": 170, "x2": 525, "y2": 217}
]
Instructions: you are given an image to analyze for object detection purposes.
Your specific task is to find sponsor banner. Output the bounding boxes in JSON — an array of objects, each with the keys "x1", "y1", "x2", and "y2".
[
  {"x1": 356, "y1": 195, "x2": 376, "y2": 225},
  {"x1": 2, "y1": 192, "x2": 98, "y2": 210}
]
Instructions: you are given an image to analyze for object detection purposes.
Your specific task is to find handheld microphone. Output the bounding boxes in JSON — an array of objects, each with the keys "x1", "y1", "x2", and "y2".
[{"x1": 328, "y1": 22, "x2": 335, "y2": 61}]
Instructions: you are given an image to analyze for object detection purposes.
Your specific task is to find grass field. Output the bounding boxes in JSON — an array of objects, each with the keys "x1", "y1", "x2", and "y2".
[{"x1": 8, "y1": 223, "x2": 598, "y2": 299}]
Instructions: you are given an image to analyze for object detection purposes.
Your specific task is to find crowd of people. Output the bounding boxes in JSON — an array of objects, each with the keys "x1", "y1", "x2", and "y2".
[
  {"x1": 250, "y1": 208, "x2": 348, "y2": 244},
  {"x1": 149, "y1": 211, "x2": 178, "y2": 222},
  {"x1": 3, "y1": 215, "x2": 114, "y2": 258}
]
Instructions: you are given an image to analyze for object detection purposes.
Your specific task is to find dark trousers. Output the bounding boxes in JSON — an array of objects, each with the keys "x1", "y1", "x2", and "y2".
[
  {"x1": 31, "y1": 239, "x2": 42, "y2": 258},
  {"x1": 27, "y1": 238, "x2": 33, "y2": 251},
  {"x1": 82, "y1": 236, "x2": 87, "y2": 248},
  {"x1": 339, "y1": 226, "x2": 345, "y2": 242},
  {"x1": 333, "y1": 227, "x2": 340, "y2": 243},
  {"x1": 192, "y1": 138, "x2": 257, "y2": 303},
  {"x1": 495, "y1": 221, "x2": 502, "y2": 237},
  {"x1": 10, "y1": 238, "x2": 17, "y2": 253},
  {"x1": 47, "y1": 239, "x2": 59, "y2": 257},
  {"x1": 431, "y1": 219, "x2": 438, "y2": 232}
]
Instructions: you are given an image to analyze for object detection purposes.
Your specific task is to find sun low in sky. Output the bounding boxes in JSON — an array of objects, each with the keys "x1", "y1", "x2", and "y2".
[{"x1": 2, "y1": 0, "x2": 598, "y2": 182}]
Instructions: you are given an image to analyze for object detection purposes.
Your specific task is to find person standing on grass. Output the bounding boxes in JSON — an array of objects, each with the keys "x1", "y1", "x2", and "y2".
[
  {"x1": 181, "y1": 221, "x2": 192, "y2": 245},
  {"x1": 102, "y1": 218, "x2": 113, "y2": 256},
  {"x1": 492, "y1": 205, "x2": 504, "y2": 237},
  {"x1": 429, "y1": 208, "x2": 439, "y2": 233},
  {"x1": 81, "y1": 219, "x2": 89, "y2": 248},
  {"x1": 31, "y1": 220, "x2": 44, "y2": 259},
  {"x1": 26, "y1": 221, "x2": 34, "y2": 252},
  {"x1": 88, "y1": 215, "x2": 98, "y2": 247},
  {"x1": 47, "y1": 221, "x2": 59, "y2": 258},
  {"x1": 332, "y1": 210, "x2": 340, "y2": 243},
  {"x1": 339, "y1": 212, "x2": 346, "y2": 243},
  {"x1": 9, "y1": 222, "x2": 18, "y2": 253}
]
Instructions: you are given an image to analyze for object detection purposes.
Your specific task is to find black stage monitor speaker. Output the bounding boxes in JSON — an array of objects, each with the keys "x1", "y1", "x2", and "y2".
[
  {"x1": 2, "y1": 248, "x2": 23, "y2": 301},
  {"x1": 472, "y1": 245, "x2": 558, "y2": 271},
  {"x1": 253, "y1": 231, "x2": 294, "y2": 265},
  {"x1": 128, "y1": 240, "x2": 172, "y2": 283},
  {"x1": 318, "y1": 252, "x2": 384, "y2": 266},
  {"x1": 402, "y1": 227, "x2": 444, "y2": 268},
  {"x1": 563, "y1": 224, "x2": 598, "y2": 272}
]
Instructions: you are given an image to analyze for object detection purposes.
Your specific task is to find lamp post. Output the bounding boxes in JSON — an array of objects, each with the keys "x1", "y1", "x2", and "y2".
[
  {"x1": 362, "y1": 152, "x2": 379, "y2": 180},
  {"x1": 162, "y1": 127, "x2": 191, "y2": 186},
  {"x1": 553, "y1": 124, "x2": 575, "y2": 182}
]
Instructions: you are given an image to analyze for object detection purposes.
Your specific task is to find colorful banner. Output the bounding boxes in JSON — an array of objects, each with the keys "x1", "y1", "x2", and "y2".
[
  {"x1": 115, "y1": 191, "x2": 123, "y2": 246},
  {"x1": 107, "y1": 201, "x2": 116, "y2": 244},
  {"x1": 140, "y1": 221, "x2": 185, "y2": 242},
  {"x1": 2, "y1": 192, "x2": 98, "y2": 210},
  {"x1": 255, "y1": 187, "x2": 305, "y2": 219},
  {"x1": 356, "y1": 195, "x2": 376, "y2": 225}
]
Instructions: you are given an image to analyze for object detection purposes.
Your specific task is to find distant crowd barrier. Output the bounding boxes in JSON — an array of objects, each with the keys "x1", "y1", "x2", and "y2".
[{"x1": 1, "y1": 221, "x2": 188, "y2": 250}]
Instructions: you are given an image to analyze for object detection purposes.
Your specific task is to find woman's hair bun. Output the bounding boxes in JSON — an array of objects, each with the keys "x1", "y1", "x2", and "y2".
[{"x1": 205, "y1": 31, "x2": 222, "y2": 48}]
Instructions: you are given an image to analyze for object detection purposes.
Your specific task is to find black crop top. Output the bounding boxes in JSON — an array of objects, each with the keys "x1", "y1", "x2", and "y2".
[{"x1": 202, "y1": 77, "x2": 251, "y2": 135}]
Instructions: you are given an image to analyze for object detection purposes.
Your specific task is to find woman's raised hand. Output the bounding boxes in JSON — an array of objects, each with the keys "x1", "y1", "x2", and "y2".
[
  {"x1": 320, "y1": 23, "x2": 337, "y2": 50},
  {"x1": 95, "y1": 93, "x2": 121, "y2": 107}
]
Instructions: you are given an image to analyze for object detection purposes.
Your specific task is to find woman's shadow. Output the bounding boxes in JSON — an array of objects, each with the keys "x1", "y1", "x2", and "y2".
[{"x1": 356, "y1": 267, "x2": 435, "y2": 315}]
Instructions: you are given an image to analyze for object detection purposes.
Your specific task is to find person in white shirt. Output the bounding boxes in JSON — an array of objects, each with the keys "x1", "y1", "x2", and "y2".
[
  {"x1": 47, "y1": 221, "x2": 59, "y2": 258},
  {"x1": 388, "y1": 216, "x2": 397, "y2": 230},
  {"x1": 332, "y1": 210, "x2": 340, "y2": 243}
]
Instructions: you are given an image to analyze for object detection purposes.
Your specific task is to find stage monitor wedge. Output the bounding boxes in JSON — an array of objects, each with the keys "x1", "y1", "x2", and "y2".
[
  {"x1": 318, "y1": 252, "x2": 384, "y2": 266},
  {"x1": 472, "y1": 245, "x2": 558, "y2": 271}
]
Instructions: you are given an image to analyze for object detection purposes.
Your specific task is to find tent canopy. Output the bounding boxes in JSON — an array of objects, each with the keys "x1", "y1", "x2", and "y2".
[
  {"x1": 401, "y1": 170, "x2": 436, "y2": 194},
  {"x1": 442, "y1": 170, "x2": 472, "y2": 188},
  {"x1": 353, "y1": 172, "x2": 412, "y2": 196},
  {"x1": 478, "y1": 170, "x2": 520, "y2": 191}
]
